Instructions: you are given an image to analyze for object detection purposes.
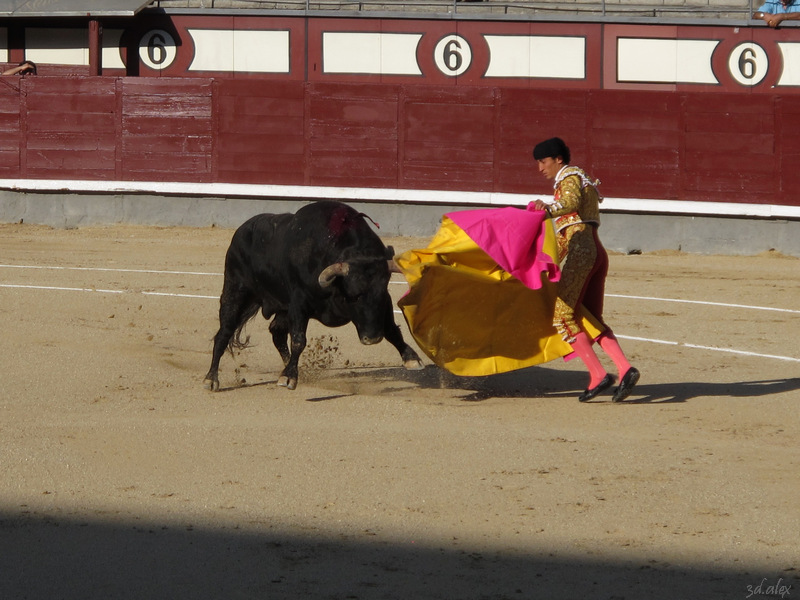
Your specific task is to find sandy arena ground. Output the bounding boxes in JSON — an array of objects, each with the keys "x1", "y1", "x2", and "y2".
[{"x1": 0, "y1": 222, "x2": 798, "y2": 600}]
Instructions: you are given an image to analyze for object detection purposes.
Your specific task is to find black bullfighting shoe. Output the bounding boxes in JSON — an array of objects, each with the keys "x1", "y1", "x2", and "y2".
[
  {"x1": 612, "y1": 367, "x2": 640, "y2": 403},
  {"x1": 578, "y1": 373, "x2": 615, "y2": 402}
]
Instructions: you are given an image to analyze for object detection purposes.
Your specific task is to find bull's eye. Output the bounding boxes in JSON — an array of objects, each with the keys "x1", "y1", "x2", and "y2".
[{"x1": 347, "y1": 292, "x2": 364, "y2": 304}]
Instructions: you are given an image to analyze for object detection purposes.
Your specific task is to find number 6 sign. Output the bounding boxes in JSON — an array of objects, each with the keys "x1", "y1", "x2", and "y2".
[
  {"x1": 434, "y1": 34, "x2": 473, "y2": 77},
  {"x1": 728, "y1": 42, "x2": 768, "y2": 86},
  {"x1": 139, "y1": 30, "x2": 178, "y2": 71}
]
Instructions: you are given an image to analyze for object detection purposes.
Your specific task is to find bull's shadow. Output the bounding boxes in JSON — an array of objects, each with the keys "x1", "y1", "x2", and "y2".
[
  {"x1": 211, "y1": 378, "x2": 355, "y2": 403},
  {"x1": 324, "y1": 365, "x2": 800, "y2": 404},
  {"x1": 210, "y1": 379, "x2": 275, "y2": 394}
]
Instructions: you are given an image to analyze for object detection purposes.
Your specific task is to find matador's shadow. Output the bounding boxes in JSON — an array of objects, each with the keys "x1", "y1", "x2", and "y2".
[
  {"x1": 342, "y1": 365, "x2": 800, "y2": 404},
  {"x1": 618, "y1": 377, "x2": 800, "y2": 404}
]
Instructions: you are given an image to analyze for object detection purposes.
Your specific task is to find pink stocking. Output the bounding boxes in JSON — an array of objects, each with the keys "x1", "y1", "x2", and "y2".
[
  {"x1": 569, "y1": 332, "x2": 608, "y2": 388},
  {"x1": 597, "y1": 331, "x2": 632, "y2": 378}
]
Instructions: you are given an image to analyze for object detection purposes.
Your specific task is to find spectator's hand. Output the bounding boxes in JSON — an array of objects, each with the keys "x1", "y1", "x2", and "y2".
[
  {"x1": 2, "y1": 61, "x2": 36, "y2": 76},
  {"x1": 767, "y1": 13, "x2": 785, "y2": 27},
  {"x1": 756, "y1": 11, "x2": 787, "y2": 27}
]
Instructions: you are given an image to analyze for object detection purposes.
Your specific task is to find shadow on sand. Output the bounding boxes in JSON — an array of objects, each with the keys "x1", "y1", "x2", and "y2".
[
  {"x1": 1, "y1": 511, "x2": 791, "y2": 600},
  {"x1": 321, "y1": 365, "x2": 800, "y2": 405}
]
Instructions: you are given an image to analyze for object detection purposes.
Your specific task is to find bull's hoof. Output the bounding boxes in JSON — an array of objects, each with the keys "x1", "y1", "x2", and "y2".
[
  {"x1": 204, "y1": 377, "x2": 220, "y2": 392},
  {"x1": 277, "y1": 375, "x2": 297, "y2": 390},
  {"x1": 403, "y1": 358, "x2": 424, "y2": 371}
]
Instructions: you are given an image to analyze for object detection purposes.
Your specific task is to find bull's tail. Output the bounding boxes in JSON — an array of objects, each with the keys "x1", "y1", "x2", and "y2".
[{"x1": 227, "y1": 303, "x2": 260, "y2": 354}]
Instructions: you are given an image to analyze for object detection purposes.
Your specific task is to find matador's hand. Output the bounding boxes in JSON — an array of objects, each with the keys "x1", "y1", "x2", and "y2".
[{"x1": 531, "y1": 200, "x2": 550, "y2": 212}]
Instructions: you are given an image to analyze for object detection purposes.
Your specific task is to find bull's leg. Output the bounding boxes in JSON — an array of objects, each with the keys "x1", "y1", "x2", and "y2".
[
  {"x1": 277, "y1": 309, "x2": 308, "y2": 390},
  {"x1": 204, "y1": 287, "x2": 258, "y2": 392},
  {"x1": 268, "y1": 311, "x2": 291, "y2": 366},
  {"x1": 381, "y1": 300, "x2": 423, "y2": 370}
]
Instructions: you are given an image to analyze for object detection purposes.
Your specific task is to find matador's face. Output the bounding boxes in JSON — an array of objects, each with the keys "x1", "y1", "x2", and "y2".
[{"x1": 536, "y1": 157, "x2": 563, "y2": 180}]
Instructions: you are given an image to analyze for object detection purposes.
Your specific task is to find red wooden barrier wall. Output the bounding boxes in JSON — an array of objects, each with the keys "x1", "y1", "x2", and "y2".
[
  {"x1": 24, "y1": 78, "x2": 117, "y2": 180},
  {"x1": 0, "y1": 76, "x2": 792, "y2": 207},
  {"x1": 123, "y1": 79, "x2": 213, "y2": 182},
  {"x1": 215, "y1": 80, "x2": 304, "y2": 186}
]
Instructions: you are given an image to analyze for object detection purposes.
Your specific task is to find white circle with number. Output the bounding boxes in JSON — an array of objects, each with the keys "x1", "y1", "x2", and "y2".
[
  {"x1": 140, "y1": 30, "x2": 177, "y2": 71},
  {"x1": 434, "y1": 34, "x2": 472, "y2": 77},
  {"x1": 728, "y1": 42, "x2": 768, "y2": 86}
]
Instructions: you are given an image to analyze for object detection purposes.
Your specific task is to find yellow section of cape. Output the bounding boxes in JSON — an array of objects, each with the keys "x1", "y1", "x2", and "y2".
[{"x1": 395, "y1": 216, "x2": 605, "y2": 377}]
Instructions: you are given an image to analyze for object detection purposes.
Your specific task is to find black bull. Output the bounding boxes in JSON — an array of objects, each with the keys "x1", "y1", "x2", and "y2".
[{"x1": 204, "y1": 200, "x2": 423, "y2": 391}]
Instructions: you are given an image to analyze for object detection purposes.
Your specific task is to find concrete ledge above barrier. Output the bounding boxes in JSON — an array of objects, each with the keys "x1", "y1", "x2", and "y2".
[
  {"x1": 1, "y1": 183, "x2": 799, "y2": 257},
  {"x1": 2, "y1": 179, "x2": 799, "y2": 219}
]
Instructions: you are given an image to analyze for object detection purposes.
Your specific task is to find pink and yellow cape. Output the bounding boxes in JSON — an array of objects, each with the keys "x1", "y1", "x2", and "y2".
[{"x1": 394, "y1": 207, "x2": 605, "y2": 376}]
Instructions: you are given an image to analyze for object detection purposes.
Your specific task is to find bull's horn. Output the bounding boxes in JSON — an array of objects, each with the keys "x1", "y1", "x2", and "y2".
[
  {"x1": 388, "y1": 259, "x2": 402, "y2": 274},
  {"x1": 318, "y1": 262, "x2": 350, "y2": 288}
]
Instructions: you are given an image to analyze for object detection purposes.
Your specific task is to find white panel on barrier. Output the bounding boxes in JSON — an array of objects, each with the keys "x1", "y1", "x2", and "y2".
[
  {"x1": 322, "y1": 32, "x2": 422, "y2": 75},
  {"x1": 617, "y1": 38, "x2": 718, "y2": 84},
  {"x1": 26, "y1": 28, "x2": 88, "y2": 65},
  {"x1": 102, "y1": 29, "x2": 124, "y2": 70},
  {"x1": 777, "y1": 42, "x2": 800, "y2": 86},
  {"x1": 484, "y1": 35, "x2": 585, "y2": 79},
  {"x1": 188, "y1": 29, "x2": 290, "y2": 73}
]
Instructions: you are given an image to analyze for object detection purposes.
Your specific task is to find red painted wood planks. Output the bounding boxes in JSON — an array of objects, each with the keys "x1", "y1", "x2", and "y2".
[{"x1": 121, "y1": 78, "x2": 213, "y2": 182}]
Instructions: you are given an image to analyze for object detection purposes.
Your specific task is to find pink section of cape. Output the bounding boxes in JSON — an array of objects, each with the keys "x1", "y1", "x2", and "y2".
[{"x1": 446, "y1": 205, "x2": 560, "y2": 290}]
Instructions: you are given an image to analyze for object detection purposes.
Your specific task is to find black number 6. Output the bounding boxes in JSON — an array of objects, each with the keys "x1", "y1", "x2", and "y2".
[
  {"x1": 148, "y1": 33, "x2": 167, "y2": 65},
  {"x1": 738, "y1": 47, "x2": 757, "y2": 80},
  {"x1": 443, "y1": 39, "x2": 463, "y2": 72}
]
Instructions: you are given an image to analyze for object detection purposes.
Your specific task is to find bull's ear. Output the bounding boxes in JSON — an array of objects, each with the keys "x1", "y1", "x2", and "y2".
[
  {"x1": 318, "y1": 262, "x2": 350, "y2": 288},
  {"x1": 385, "y1": 246, "x2": 394, "y2": 259}
]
